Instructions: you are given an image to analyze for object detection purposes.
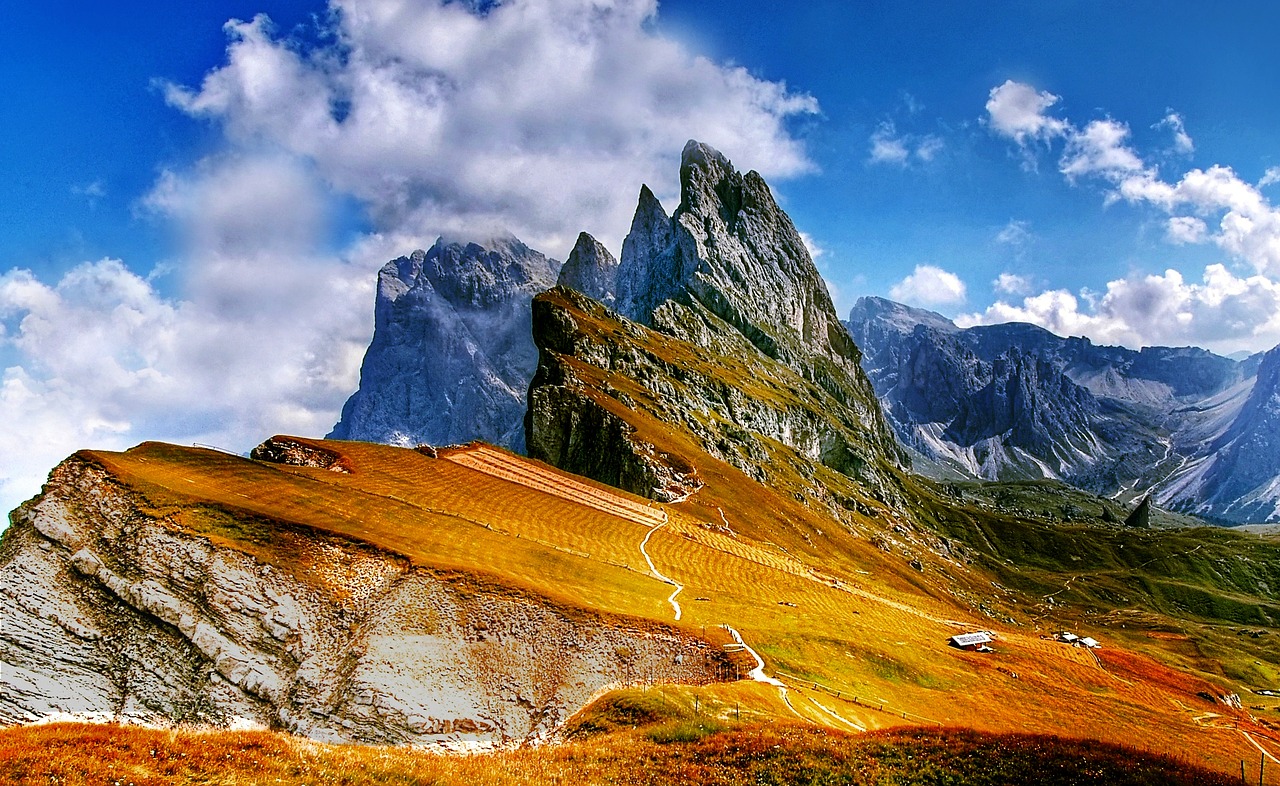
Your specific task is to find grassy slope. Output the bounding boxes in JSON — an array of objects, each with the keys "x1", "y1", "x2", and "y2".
[
  {"x1": 0, "y1": 719, "x2": 1247, "y2": 786},
  {"x1": 14, "y1": 290, "x2": 1277, "y2": 779},
  {"x1": 49, "y1": 433, "x2": 1279, "y2": 777}
]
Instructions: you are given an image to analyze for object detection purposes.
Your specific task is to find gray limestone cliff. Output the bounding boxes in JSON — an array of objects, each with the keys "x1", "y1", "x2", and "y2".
[
  {"x1": 1159, "y1": 344, "x2": 1280, "y2": 522},
  {"x1": 0, "y1": 452, "x2": 726, "y2": 747},
  {"x1": 329, "y1": 235, "x2": 558, "y2": 452},
  {"x1": 556, "y1": 232, "x2": 619, "y2": 307}
]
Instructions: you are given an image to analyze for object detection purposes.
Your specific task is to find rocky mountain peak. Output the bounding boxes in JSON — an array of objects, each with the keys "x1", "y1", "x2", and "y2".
[
  {"x1": 849, "y1": 297, "x2": 959, "y2": 337},
  {"x1": 568, "y1": 140, "x2": 907, "y2": 482},
  {"x1": 329, "y1": 233, "x2": 558, "y2": 451},
  {"x1": 557, "y1": 231, "x2": 619, "y2": 307},
  {"x1": 618, "y1": 141, "x2": 860, "y2": 373}
]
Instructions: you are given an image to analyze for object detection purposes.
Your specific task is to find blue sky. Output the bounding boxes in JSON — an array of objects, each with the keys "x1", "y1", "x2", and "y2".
[{"x1": 3, "y1": 0, "x2": 1280, "y2": 513}]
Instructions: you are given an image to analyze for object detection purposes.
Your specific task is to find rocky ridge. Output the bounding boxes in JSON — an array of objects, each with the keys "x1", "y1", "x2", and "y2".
[
  {"x1": 556, "y1": 231, "x2": 619, "y2": 307},
  {"x1": 535, "y1": 141, "x2": 905, "y2": 501},
  {"x1": 1158, "y1": 345, "x2": 1280, "y2": 521},
  {"x1": 329, "y1": 235, "x2": 559, "y2": 452},
  {"x1": 0, "y1": 450, "x2": 725, "y2": 747}
]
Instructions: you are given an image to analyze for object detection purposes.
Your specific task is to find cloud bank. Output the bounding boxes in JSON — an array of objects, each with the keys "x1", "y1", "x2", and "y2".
[
  {"x1": 974, "y1": 80, "x2": 1280, "y2": 354},
  {"x1": 164, "y1": 0, "x2": 818, "y2": 257}
]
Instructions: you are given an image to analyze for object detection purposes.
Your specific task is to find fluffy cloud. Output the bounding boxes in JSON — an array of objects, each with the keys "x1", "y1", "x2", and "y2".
[
  {"x1": 1167, "y1": 216, "x2": 1207, "y2": 244},
  {"x1": 0, "y1": 152, "x2": 377, "y2": 518},
  {"x1": 164, "y1": 0, "x2": 819, "y2": 257},
  {"x1": 993, "y1": 272, "x2": 1033, "y2": 296},
  {"x1": 984, "y1": 80, "x2": 1069, "y2": 145},
  {"x1": 958, "y1": 264, "x2": 1280, "y2": 354},
  {"x1": 889, "y1": 265, "x2": 967, "y2": 306},
  {"x1": 986, "y1": 81, "x2": 1280, "y2": 278},
  {"x1": 1156, "y1": 110, "x2": 1194, "y2": 155}
]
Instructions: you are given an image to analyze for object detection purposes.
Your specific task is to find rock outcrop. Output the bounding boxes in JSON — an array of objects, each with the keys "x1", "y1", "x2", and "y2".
[
  {"x1": 0, "y1": 454, "x2": 726, "y2": 747},
  {"x1": 329, "y1": 235, "x2": 558, "y2": 452},
  {"x1": 534, "y1": 141, "x2": 905, "y2": 500},
  {"x1": 556, "y1": 232, "x2": 619, "y2": 307}
]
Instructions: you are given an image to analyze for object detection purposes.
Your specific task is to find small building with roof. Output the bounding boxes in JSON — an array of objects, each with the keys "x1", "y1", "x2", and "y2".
[{"x1": 949, "y1": 631, "x2": 994, "y2": 652}]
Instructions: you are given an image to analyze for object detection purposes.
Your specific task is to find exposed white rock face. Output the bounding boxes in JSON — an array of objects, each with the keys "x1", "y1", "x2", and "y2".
[
  {"x1": 329, "y1": 235, "x2": 558, "y2": 452},
  {"x1": 1160, "y1": 344, "x2": 1280, "y2": 523},
  {"x1": 557, "y1": 232, "x2": 619, "y2": 307},
  {"x1": 0, "y1": 456, "x2": 726, "y2": 747}
]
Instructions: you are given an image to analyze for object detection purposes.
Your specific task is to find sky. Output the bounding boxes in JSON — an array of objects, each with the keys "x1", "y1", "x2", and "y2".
[{"x1": 3, "y1": 0, "x2": 1280, "y2": 516}]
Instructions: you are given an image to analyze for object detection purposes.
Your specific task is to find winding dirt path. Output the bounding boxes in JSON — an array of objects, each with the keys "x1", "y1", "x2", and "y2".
[
  {"x1": 639, "y1": 522, "x2": 684, "y2": 621},
  {"x1": 1242, "y1": 730, "x2": 1280, "y2": 765}
]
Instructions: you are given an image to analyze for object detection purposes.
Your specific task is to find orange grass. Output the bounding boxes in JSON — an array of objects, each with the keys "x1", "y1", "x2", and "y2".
[{"x1": 0, "y1": 721, "x2": 1248, "y2": 786}]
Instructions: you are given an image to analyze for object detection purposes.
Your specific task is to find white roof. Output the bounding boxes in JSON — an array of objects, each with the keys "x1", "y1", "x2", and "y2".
[
  {"x1": 1058, "y1": 632, "x2": 1079, "y2": 641},
  {"x1": 1079, "y1": 637, "x2": 1100, "y2": 648},
  {"x1": 951, "y1": 632, "x2": 994, "y2": 647}
]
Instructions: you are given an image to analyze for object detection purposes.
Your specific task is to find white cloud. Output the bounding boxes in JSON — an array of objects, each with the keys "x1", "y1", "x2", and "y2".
[
  {"x1": 1166, "y1": 216, "x2": 1207, "y2": 244},
  {"x1": 986, "y1": 81, "x2": 1280, "y2": 278},
  {"x1": 1261, "y1": 167, "x2": 1280, "y2": 189},
  {"x1": 868, "y1": 120, "x2": 943, "y2": 167},
  {"x1": 868, "y1": 122, "x2": 909, "y2": 166},
  {"x1": 798, "y1": 231, "x2": 825, "y2": 260},
  {"x1": 915, "y1": 135, "x2": 944, "y2": 162},
  {"x1": 0, "y1": 153, "x2": 377, "y2": 519},
  {"x1": 993, "y1": 272, "x2": 1033, "y2": 296},
  {"x1": 162, "y1": 0, "x2": 819, "y2": 258},
  {"x1": 890, "y1": 264, "x2": 967, "y2": 306},
  {"x1": 984, "y1": 80, "x2": 1069, "y2": 145},
  {"x1": 1155, "y1": 110, "x2": 1194, "y2": 155},
  {"x1": 958, "y1": 264, "x2": 1280, "y2": 354},
  {"x1": 995, "y1": 219, "x2": 1032, "y2": 247},
  {"x1": 1059, "y1": 118, "x2": 1146, "y2": 181},
  {"x1": 71, "y1": 180, "x2": 107, "y2": 208}
]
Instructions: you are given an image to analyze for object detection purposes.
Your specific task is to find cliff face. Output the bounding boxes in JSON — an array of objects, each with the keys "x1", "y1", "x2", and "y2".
[
  {"x1": 556, "y1": 232, "x2": 619, "y2": 308},
  {"x1": 329, "y1": 235, "x2": 559, "y2": 452},
  {"x1": 0, "y1": 453, "x2": 725, "y2": 748},
  {"x1": 525, "y1": 287, "x2": 904, "y2": 510},
  {"x1": 535, "y1": 141, "x2": 905, "y2": 502},
  {"x1": 1160, "y1": 345, "x2": 1280, "y2": 522},
  {"x1": 612, "y1": 144, "x2": 902, "y2": 474}
]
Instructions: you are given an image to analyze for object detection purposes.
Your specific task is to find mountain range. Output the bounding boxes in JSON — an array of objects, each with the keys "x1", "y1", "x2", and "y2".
[
  {"x1": 327, "y1": 159, "x2": 1280, "y2": 525},
  {"x1": 845, "y1": 296, "x2": 1278, "y2": 523}
]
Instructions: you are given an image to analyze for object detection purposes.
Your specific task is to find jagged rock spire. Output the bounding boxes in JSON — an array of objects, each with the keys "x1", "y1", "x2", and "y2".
[{"x1": 557, "y1": 231, "x2": 619, "y2": 307}]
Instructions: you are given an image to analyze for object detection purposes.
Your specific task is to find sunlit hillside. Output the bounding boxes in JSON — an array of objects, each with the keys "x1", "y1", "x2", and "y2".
[{"x1": 36, "y1": 431, "x2": 1280, "y2": 778}]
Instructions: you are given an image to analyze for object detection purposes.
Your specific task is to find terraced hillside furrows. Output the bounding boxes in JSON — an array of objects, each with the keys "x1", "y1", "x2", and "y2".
[
  {"x1": 1, "y1": 446, "x2": 739, "y2": 747},
  {"x1": 441, "y1": 444, "x2": 667, "y2": 528}
]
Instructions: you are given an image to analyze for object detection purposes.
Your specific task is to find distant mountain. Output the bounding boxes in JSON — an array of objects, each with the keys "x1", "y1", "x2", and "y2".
[
  {"x1": 1158, "y1": 345, "x2": 1280, "y2": 522},
  {"x1": 847, "y1": 296, "x2": 1273, "y2": 521},
  {"x1": 329, "y1": 235, "x2": 558, "y2": 451}
]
